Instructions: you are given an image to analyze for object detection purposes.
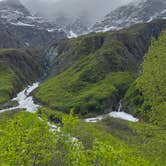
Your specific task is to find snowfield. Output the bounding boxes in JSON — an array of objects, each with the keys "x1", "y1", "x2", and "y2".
[
  {"x1": 11, "y1": 21, "x2": 35, "y2": 27},
  {"x1": 68, "y1": 31, "x2": 78, "y2": 38},
  {"x1": 109, "y1": 112, "x2": 139, "y2": 122},
  {"x1": 85, "y1": 111, "x2": 139, "y2": 123},
  {"x1": 85, "y1": 101, "x2": 139, "y2": 123}
]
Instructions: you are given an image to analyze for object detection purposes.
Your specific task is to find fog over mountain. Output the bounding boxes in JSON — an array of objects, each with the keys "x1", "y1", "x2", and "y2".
[{"x1": 20, "y1": 0, "x2": 134, "y2": 24}]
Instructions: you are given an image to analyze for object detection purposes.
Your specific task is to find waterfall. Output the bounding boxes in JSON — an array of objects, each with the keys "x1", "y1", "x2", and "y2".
[
  {"x1": 0, "y1": 82, "x2": 40, "y2": 113},
  {"x1": 118, "y1": 100, "x2": 122, "y2": 112},
  {"x1": 85, "y1": 100, "x2": 139, "y2": 123}
]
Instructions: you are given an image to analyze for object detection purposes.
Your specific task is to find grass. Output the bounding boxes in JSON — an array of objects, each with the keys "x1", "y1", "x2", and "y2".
[
  {"x1": 0, "y1": 47, "x2": 44, "y2": 107},
  {"x1": 0, "y1": 110, "x2": 22, "y2": 127},
  {"x1": 0, "y1": 64, "x2": 16, "y2": 105},
  {"x1": 0, "y1": 108, "x2": 164, "y2": 165},
  {"x1": 36, "y1": 35, "x2": 135, "y2": 116},
  {"x1": 38, "y1": 107, "x2": 164, "y2": 165},
  {"x1": 0, "y1": 108, "x2": 150, "y2": 165},
  {"x1": 95, "y1": 117, "x2": 166, "y2": 165},
  {"x1": 122, "y1": 30, "x2": 166, "y2": 128},
  {"x1": 35, "y1": 20, "x2": 166, "y2": 117},
  {"x1": 36, "y1": 70, "x2": 134, "y2": 116},
  {"x1": 37, "y1": 108, "x2": 149, "y2": 162}
]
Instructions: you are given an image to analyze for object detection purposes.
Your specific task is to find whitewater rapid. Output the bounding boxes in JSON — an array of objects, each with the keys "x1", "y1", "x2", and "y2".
[
  {"x1": 0, "y1": 82, "x2": 40, "y2": 113},
  {"x1": 0, "y1": 82, "x2": 139, "y2": 123}
]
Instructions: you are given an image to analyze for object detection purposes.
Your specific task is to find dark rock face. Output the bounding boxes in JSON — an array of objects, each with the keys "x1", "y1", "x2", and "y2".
[
  {"x1": 65, "y1": 18, "x2": 89, "y2": 37},
  {"x1": 92, "y1": 0, "x2": 166, "y2": 32},
  {"x1": 0, "y1": 0, "x2": 30, "y2": 15},
  {"x1": 0, "y1": 0, "x2": 66, "y2": 48},
  {"x1": 45, "y1": 15, "x2": 90, "y2": 38},
  {"x1": 0, "y1": 21, "x2": 66, "y2": 48}
]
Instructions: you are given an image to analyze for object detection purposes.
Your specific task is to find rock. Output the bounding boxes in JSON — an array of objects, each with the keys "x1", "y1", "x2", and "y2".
[
  {"x1": 91, "y1": 0, "x2": 166, "y2": 32},
  {"x1": 0, "y1": 0, "x2": 66, "y2": 48}
]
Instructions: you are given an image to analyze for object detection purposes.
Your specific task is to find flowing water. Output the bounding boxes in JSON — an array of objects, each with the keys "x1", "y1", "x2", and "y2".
[
  {"x1": 0, "y1": 82, "x2": 139, "y2": 123},
  {"x1": 0, "y1": 82, "x2": 40, "y2": 113}
]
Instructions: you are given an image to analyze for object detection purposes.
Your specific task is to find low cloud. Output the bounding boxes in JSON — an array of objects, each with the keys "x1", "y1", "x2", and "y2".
[{"x1": 21, "y1": 0, "x2": 135, "y2": 24}]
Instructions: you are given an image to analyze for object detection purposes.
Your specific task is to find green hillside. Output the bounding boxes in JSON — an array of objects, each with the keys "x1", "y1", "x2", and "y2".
[
  {"x1": 36, "y1": 20, "x2": 166, "y2": 117},
  {"x1": 0, "y1": 20, "x2": 165, "y2": 166},
  {"x1": 123, "y1": 30, "x2": 166, "y2": 127},
  {"x1": 0, "y1": 48, "x2": 43, "y2": 107}
]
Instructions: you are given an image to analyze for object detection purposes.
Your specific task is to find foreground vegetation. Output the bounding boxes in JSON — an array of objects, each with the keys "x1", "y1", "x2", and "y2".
[
  {"x1": 0, "y1": 109, "x2": 165, "y2": 165},
  {"x1": 39, "y1": 108, "x2": 166, "y2": 165},
  {"x1": 96, "y1": 117, "x2": 166, "y2": 165},
  {"x1": 0, "y1": 110, "x2": 150, "y2": 165}
]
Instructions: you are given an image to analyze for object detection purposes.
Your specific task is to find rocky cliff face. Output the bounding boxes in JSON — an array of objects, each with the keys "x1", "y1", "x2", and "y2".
[
  {"x1": 0, "y1": 0, "x2": 66, "y2": 48},
  {"x1": 91, "y1": 0, "x2": 166, "y2": 32}
]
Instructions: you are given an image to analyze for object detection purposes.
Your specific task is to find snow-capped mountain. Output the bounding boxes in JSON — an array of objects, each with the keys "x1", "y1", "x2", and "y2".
[
  {"x1": 0, "y1": 0, "x2": 66, "y2": 47},
  {"x1": 0, "y1": 0, "x2": 63, "y2": 32},
  {"x1": 46, "y1": 14, "x2": 90, "y2": 38},
  {"x1": 66, "y1": 18, "x2": 89, "y2": 38},
  {"x1": 0, "y1": 0, "x2": 89, "y2": 39},
  {"x1": 91, "y1": 0, "x2": 166, "y2": 32}
]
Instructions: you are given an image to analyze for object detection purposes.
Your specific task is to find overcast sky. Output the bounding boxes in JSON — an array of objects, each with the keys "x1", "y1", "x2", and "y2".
[{"x1": 20, "y1": 0, "x2": 135, "y2": 24}]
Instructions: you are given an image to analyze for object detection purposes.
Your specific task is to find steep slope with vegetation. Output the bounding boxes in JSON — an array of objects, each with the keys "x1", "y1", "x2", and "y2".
[
  {"x1": 36, "y1": 20, "x2": 166, "y2": 116},
  {"x1": 0, "y1": 48, "x2": 44, "y2": 107},
  {"x1": 38, "y1": 108, "x2": 166, "y2": 165},
  {"x1": 0, "y1": 110, "x2": 150, "y2": 165},
  {"x1": 123, "y1": 30, "x2": 166, "y2": 128},
  {"x1": 95, "y1": 117, "x2": 166, "y2": 165}
]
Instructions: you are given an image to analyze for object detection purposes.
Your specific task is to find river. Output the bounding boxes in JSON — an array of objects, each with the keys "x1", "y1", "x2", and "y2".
[
  {"x1": 0, "y1": 82, "x2": 139, "y2": 123},
  {"x1": 0, "y1": 82, "x2": 39, "y2": 113}
]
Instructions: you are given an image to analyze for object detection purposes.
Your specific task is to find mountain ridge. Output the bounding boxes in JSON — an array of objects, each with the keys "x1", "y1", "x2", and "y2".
[
  {"x1": 0, "y1": 0, "x2": 66, "y2": 47},
  {"x1": 91, "y1": 0, "x2": 166, "y2": 33}
]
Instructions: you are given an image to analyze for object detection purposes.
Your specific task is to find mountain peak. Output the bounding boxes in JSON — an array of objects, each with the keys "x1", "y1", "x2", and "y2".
[
  {"x1": 0, "y1": 0, "x2": 30, "y2": 15},
  {"x1": 91, "y1": 0, "x2": 166, "y2": 33}
]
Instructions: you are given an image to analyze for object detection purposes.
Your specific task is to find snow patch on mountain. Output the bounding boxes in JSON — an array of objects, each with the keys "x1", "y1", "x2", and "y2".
[
  {"x1": 91, "y1": 0, "x2": 166, "y2": 33},
  {"x1": 68, "y1": 31, "x2": 78, "y2": 38},
  {"x1": 0, "y1": 0, "x2": 64, "y2": 34},
  {"x1": 11, "y1": 21, "x2": 34, "y2": 27}
]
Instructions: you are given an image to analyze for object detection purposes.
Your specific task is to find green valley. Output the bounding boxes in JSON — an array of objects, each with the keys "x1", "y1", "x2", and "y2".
[
  {"x1": 36, "y1": 20, "x2": 166, "y2": 117},
  {"x1": 0, "y1": 14, "x2": 165, "y2": 165}
]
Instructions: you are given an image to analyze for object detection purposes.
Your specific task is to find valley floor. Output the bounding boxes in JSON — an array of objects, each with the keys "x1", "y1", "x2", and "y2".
[{"x1": 0, "y1": 83, "x2": 165, "y2": 165}]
